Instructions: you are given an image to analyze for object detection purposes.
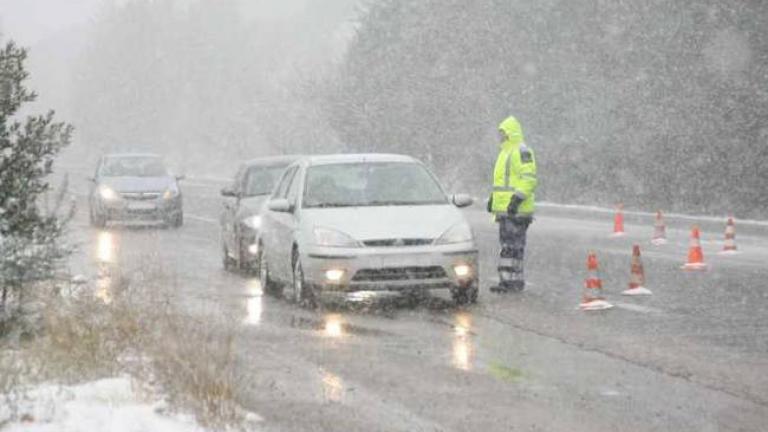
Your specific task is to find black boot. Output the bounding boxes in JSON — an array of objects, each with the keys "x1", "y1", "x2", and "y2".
[
  {"x1": 489, "y1": 284, "x2": 510, "y2": 293},
  {"x1": 508, "y1": 280, "x2": 525, "y2": 292}
]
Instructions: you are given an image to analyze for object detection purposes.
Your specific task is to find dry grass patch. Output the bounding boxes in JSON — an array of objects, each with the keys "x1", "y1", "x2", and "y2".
[{"x1": 0, "y1": 263, "x2": 255, "y2": 430}]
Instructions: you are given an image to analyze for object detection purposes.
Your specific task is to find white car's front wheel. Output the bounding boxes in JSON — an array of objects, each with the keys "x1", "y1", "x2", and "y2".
[
  {"x1": 292, "y1": 254, "x2": 317, "y2": 309},
  {"x1": 259, "y1": 245, "x2": 280, "y2": 296}
]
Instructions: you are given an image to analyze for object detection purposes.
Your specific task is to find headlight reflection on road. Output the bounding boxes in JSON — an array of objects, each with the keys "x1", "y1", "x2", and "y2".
[
  {"x1": 323, "y1": 313, "x2": 345, "y2": 338},
  {"x1": 96, "y1": 276, "x2": 112, "y2": 304},
  {"x1": 452, "y1": 312, "x2": 473, "y2": 371},
  {"x1": 97, "y1": 231, "x2": 115, "y2": 264},
  {"x1": 321, "y1": 369, "x2": 344, "y2": 403},
  {"x1": 243, "y1": 279, "x2": 263, "y2": 326}
]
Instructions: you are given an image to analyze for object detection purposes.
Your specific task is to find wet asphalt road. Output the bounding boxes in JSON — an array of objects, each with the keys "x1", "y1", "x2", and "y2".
[{"x1": 68, "y1": 179, "x2": 768, "y2": 432}]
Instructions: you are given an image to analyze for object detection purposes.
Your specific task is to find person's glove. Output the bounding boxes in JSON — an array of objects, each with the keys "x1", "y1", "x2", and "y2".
[
  {"x1": 507, "y1": 194, "x2": 524, "y2": 216},
  {"x1": 486, "y1": 195, "x2": 493, "y2": 213}
]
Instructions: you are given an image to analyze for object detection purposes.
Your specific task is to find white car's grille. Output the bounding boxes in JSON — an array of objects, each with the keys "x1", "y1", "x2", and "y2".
[
  {"x1": 362, "y1": 238, "x2": 433, "y2": 247},
  {"x1": 352, "y1": 266, "x2": 447, "y2": 282}
]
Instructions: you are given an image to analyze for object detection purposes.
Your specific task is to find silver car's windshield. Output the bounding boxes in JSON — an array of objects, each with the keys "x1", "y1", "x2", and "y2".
[
  {"x1": 100, "y1": 157, "x2": 168, "y2": 177},
  {"x1": 244, "y1": 165, "x2": 288, "y2": 196},
  {"x1": 303, "y1": 162, "x2": 447, "y2": 208}
]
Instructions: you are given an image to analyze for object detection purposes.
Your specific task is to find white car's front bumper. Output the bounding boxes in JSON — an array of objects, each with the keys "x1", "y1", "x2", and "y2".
[{"x1": 301, "y1": 241, "x2": 478, "y2": 292}]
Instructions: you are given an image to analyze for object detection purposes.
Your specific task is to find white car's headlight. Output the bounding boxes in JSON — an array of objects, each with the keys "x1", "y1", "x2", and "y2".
[
  {"x1": 435, "y1": 222, "x2": 473, "y2": 244},
  {"x1": 313, "y1": 227, "x2": 359, "y2": 248},
  {"x1": 242, "y1": 215, "x2": 262, "y2": 230},
  {"x1": 99, "y1": 186, "x2": 118, "y2": 201},
  {"x1": 163, "y1": 186, "x2": 180, "y2": 200}
]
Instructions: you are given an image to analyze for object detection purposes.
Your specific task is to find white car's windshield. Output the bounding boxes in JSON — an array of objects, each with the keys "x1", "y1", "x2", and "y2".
[
  {"x1": 244, "y1": 165, "x2": 288, "y2": 196},
  {"x1": 303, "y1": 162, "x2": 447, "y2": 208},
  {"x1": 100, "y1": 157, "x2": 168, "y2": 177}
]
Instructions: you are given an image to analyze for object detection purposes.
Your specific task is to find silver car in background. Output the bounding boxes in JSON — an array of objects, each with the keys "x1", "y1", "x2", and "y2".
[
  {"x1": 258, "y1": 154, "x2": 478, "y2": 307},
  {"x1": 88, "y1": 153, "x2": 184, "y2": 228}
]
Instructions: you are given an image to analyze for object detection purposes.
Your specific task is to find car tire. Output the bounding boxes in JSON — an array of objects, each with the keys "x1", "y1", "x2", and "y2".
[
  {"x1": 452, "y1": 278, "x2": 479, "y2": 306},
  {"x1": 259, "y1": 246, "x2": 280, "y2": 296},
  {"x1": 172, "y1": 212, "x2": 183, "y2": 228},
  {"x1": 222, "y1": 244, "x2": 236, "y2": 271},
  {"x1": 292, "y1": 253, "x2": 317, "y2": 309},
  {"x1": 237, "y1": 239, "x2": 255, "y2": 274},
  {"x1": 90, "y1": 208, "x2": 107, "y2": 228}
]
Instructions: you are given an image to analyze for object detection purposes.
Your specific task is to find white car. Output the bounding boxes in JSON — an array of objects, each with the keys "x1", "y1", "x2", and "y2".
[{"x1": 257, "y1": 154, "x2": 478, "y2": 307}]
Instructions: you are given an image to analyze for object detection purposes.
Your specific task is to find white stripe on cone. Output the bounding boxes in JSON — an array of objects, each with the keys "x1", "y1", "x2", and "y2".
[{"x1": 681, "y1": 262, "x2": 708, "y2": 270}]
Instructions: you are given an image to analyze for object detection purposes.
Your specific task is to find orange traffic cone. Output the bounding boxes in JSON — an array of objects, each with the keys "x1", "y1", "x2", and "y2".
[
  {"x1": 610, "y1": 204, "x2": 626, "y2": 238},
  {"x1": 718, "y1": 217, "x2": 739, "y2": 255},
  {"x1": 681, "y1": 225, "x2": 708, "y2": 270},
  {"x1": 622, "y1": 245, "x2": 652, "y2": 296},
  {"x1": 651, "y1": 210, "x2": 668, "y2": 245},
  {"x1": 580, "y1": 252, "x2": 613, "y2": 311}
]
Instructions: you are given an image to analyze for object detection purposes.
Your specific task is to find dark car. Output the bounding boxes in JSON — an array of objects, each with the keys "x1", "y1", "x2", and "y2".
[
  {"x1": 88, "y1": 153, "x2": 184, "y2": 228},
  {"x1": 220, "y1": 156, "x2": 299, "y2": 272}
]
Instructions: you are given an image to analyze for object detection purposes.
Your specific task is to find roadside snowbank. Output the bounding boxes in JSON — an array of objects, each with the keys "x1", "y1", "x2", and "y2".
[{"x1": 1, "y1": 376, "x2": 205, "y2": 432}]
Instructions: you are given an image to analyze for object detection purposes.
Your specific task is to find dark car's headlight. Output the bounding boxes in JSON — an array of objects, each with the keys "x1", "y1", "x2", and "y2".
[
  {"x1": 99, "y1": 185, "x2": 119, "y2": 201},
  {"x1": 242, "y1": 215, "x2": 262, "y2": 230},
  {"x1": 163, "y1": 186, "x2": 180, "y2": 200}
]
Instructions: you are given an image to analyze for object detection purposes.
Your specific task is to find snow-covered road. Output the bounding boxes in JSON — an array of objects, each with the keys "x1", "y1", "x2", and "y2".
[{"x1": 55, "y1": 176, "x2": 768, "y2": 432}]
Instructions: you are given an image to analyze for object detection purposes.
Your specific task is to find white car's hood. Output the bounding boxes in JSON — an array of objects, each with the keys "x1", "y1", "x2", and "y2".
[{"x1": 301, "y1": 204, "x2": 467, "y2": 241}]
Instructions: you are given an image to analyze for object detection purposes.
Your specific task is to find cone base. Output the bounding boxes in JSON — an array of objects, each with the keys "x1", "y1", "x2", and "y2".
[
  {"x1": 718, "y1": 249, "x2": 740, "y2": 256},
  {"x1": 651, "y1": 238, "x2": 668, "y2": 246},
  {"x1": 579, "y1": 299, "x2": 614, "y2": 311},
  {"x1": 610, "y1": 232, "x2": 626, "y2": 238},
  {"x1": 681, "y1": 262, "x2": 708, "y2": 271},
  {"x1": 622, "y1": 286, "x2": 653, "y2": 296}
]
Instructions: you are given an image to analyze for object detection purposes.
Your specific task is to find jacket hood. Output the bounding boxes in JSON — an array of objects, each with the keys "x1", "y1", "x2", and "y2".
[{"x1": 499, "y1": 116, "x2": 524, "y2": 149}]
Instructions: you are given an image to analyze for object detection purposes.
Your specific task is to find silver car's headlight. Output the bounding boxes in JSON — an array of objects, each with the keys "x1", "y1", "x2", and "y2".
[
  {"x1": 163, "y1": 185, "x2": 179, "y2": 200},
  {"x1": 242, "y1": 215, "x2": 262, "y2": 230},
  {"x1": 435, "y1": 222, "x2": 473, "y2": 244},
  {"x1": 99, "y1": 185, "x2": 118, "y2": 201},
  {"x1": 313, "y1": 226, "x2": 359, "y2": 248}
]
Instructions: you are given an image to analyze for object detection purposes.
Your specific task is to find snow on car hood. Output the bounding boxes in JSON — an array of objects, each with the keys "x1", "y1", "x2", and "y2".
[
  {"x1": 301, "y1": 204, "x2": 468, "y2": 241},
  {"x1": 100, "y1": 176, "x2": 175, "y2": 193}
]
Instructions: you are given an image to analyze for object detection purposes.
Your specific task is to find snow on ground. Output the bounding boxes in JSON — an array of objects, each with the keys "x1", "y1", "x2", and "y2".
[{"x1": 1, "y1": 376, "x2": 206, "y2": 432}]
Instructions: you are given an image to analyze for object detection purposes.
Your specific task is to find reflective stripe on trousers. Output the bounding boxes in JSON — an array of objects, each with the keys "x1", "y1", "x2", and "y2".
[{"x1": 498, "y1": 216, "x2": 532, "y2": 286}]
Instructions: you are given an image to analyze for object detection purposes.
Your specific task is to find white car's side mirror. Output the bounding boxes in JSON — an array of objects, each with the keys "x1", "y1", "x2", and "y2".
[
  {"x1": 452, "y1": 194, "x2": 474, "y2": 208},
  {"x1": 268, "y1": 198, "x2": 293, "y2": 213}
]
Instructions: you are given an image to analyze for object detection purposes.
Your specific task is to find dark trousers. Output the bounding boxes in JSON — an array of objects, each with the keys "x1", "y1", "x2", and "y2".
[{"x1": 498, "y1": 215, "x2": 532, "y2": 288}]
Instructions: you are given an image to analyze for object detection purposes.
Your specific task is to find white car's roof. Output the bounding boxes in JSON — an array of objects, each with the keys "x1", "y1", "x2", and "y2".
[
  {"x1": 242, "y1": 155, "x2": 301, "y2": 168},
  {"x1": 303, "y1": 153, "x2": 419, "y2": 166},
  {"x1": 103, "y1": 153, "x2": 162, "y2": 159}
]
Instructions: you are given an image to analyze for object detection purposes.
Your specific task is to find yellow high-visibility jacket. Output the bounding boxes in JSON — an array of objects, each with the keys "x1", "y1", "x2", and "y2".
[{"x1": 491, "y1": 116, "x2": 538, "y2": 215}]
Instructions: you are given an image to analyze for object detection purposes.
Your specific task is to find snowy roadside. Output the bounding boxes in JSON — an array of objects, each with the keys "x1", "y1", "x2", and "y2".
[
  {"x1": 1, "y1": 376, "x2": 211, "y2": 432},
  {"x1": 0, "y1": 261, "x2": 264, "y2": 432}
]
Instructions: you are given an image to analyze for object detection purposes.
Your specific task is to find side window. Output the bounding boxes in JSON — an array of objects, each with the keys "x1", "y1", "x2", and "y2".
[
  {"x1": 285, "y1": 168, "x2": 302, "y2": 204},
  {"x1": 272, "y1": 167, "x2": 297, "y2": 199}
]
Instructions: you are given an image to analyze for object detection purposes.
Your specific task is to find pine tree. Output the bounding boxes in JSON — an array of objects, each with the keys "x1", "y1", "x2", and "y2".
[{"x1": 0, "y1": 40, "x2": 74, "y2": 311}]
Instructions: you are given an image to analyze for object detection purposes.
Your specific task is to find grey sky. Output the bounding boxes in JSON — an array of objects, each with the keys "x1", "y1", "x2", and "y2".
[{"x1": 0, "y1": 0, "x2": 104, "y2": 45}]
